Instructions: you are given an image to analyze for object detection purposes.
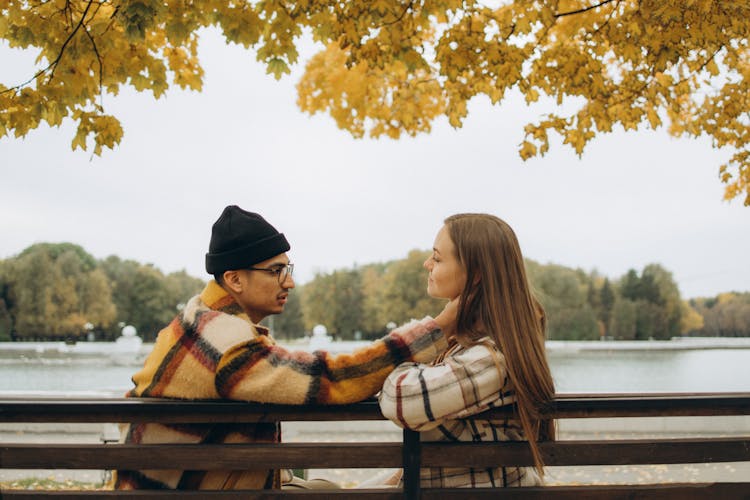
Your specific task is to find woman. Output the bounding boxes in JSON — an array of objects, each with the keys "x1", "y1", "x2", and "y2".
[{"x1": 378, "y1": 213, "x2": 556, "y2": 488}]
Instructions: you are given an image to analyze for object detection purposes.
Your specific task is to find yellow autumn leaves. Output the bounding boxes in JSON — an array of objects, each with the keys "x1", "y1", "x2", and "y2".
[
  {"x1": 1, "y1": 0, "x2": 749, "y2": 205},
  {"x1": 297, "y1": 43, "x2": 445, "y2": 139}
]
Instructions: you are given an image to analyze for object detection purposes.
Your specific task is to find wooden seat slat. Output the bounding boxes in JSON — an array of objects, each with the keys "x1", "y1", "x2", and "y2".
[
  {"x1": 2, "y1": 484, "x2": 749, "y2": 499},
  {"x1": 2, "y1": 438, "x2": 748, "y2": 469}
]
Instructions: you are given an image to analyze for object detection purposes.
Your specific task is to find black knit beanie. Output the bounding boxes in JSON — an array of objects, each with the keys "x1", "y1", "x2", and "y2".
[{"x1": 205, "y1": 206, "x2": 290, "y2": 274}]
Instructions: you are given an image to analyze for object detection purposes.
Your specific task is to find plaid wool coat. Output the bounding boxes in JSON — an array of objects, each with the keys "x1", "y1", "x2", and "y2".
[
  {"x1": 378, "y1": 338, "x2": 544, "y2": 488},
  {"x1": 115, "y1": 280, "x2": 447, "y2": 490}
]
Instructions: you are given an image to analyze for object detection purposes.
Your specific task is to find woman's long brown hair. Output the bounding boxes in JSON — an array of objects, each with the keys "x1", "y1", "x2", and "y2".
[{"x1": 444, "y1": 213, "x2": 555, "y2": 475}]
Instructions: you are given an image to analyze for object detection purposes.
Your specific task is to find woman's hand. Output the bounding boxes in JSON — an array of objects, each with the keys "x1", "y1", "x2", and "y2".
[
  {"x1": 434, "y1": 297, "x2": 459, "y2": 338},
  {"x1": 383, "y1": 469, "x2": 403, "y2": 486}
]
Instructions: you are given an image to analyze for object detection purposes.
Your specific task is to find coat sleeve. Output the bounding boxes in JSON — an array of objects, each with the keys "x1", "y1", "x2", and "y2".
[
  {"x1": 215, "y1": 317, "x2": 448, "y2": 405},
  {"x1": 378, "y1": 342, "x2": 514, "y2": 431}
]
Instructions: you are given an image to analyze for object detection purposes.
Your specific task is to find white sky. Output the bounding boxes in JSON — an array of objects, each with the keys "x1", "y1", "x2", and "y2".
[{"x1": 1, "y1": 30, "x2": 748, "y2": 299}]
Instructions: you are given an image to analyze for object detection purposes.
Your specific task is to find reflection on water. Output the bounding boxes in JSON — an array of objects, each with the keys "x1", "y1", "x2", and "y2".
[
  {"x1": 0, "y1": 359, "x2": 136, "y2": 395},
  {"x1": 0, "y1": 343, "x2": 748, "y2": 396},
  {"x1": 548, "y1": 348, "x2": 750, "y2": 393}
]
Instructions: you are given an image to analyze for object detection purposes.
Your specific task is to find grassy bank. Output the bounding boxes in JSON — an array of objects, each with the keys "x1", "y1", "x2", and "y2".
[{"x1": 1, "y1": 478, "x2": 105, "y2": 490}]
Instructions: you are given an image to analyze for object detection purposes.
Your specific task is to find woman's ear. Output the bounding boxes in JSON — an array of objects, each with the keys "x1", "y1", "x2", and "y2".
[{"x1": 472, "y1": 272, "x2": 481, "y2": 286}]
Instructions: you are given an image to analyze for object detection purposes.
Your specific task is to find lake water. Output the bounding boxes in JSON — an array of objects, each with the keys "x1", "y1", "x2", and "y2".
[{"x1": 1, "y1": 340, "x2": 749, "y2": 396}]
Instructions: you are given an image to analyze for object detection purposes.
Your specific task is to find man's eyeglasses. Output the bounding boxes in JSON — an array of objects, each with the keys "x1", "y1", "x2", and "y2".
[{"x1": 246, "y1": 263, "x2": 294, "y2": 284}]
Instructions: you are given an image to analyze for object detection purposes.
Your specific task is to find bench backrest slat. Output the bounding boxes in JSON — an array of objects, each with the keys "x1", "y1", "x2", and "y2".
[{"x1": 2, "y1": 393, "x2": 750, "y2": 423}]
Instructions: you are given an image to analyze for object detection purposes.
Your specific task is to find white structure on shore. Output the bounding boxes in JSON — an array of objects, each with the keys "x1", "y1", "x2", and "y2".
[
  {"x1": 308, "y1": 324, "x2": 332, "y2": 351},
  {"x1": 0, "y1": 324, "x2": 146, "y2": 364},
  {"x1": 114, "y1": 325, "x2": 142, "y2": 353}
]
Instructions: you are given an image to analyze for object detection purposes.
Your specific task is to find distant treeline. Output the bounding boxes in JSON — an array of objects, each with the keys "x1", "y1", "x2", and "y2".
[
  {"x1": 0, "y1": 243, "x2": 748, "y2": 342},
  {"x1": 0, "y1": 243, "x2": 204, "y2": 342},
  {"x1": 291, "y1": 250, "x2": 749, "y2": 341}
]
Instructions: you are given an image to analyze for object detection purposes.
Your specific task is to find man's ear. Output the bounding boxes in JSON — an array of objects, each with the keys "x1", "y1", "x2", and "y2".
[{"x1": 222, "y1": 270, "x2": 243, "y2": 293}]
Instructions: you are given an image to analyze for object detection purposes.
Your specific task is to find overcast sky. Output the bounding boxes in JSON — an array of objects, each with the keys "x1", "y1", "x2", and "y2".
[{"x1": 1, "y1": 30, "x2": 748, "y2": 300}]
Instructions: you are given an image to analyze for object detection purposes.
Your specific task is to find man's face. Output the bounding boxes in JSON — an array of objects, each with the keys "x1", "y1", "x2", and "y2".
[{"x1": 233, "y1": 252, "x2": 295, "y2": 324}]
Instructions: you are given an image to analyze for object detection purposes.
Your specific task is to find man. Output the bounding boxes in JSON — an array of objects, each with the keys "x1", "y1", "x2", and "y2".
[{"x1": 115, "y1": 205, "x2": 452, "y2": 490}]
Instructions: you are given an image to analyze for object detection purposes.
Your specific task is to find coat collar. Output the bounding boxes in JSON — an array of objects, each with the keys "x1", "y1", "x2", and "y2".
[{"x1": 199, "y1": 280, "x2": 271, "y2": 337}]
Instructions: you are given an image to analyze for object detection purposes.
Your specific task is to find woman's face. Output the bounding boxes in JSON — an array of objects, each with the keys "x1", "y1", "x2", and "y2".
[{"x1": 424, "y1": 225, "x2": 467, "y2": 299}]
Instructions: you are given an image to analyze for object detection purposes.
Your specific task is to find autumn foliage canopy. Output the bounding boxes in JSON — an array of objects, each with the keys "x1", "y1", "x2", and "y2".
[{"x1": 1, "y1": 0, "x2": 749, "y2": 204}]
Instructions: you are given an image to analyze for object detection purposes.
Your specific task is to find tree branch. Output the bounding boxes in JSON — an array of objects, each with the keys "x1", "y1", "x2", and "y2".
[
  {"x1": 555, "y1": 0, "x2": 617, "y2": 18},
  {"x1": 83, "y1": 20, "x2": 104, "y2": 110},
  {"x1": 590, "y1": 0, "x2": 622, "y2": 36},
  {"x1": 380, "y1": 0, "x2": 414, "y2": 27},
  {"x1": 0, "y1": 0, "x2": 97, "y2": 96},
  {"x1": 47, "y1": 0, "x2": 96, "y2": 82}
]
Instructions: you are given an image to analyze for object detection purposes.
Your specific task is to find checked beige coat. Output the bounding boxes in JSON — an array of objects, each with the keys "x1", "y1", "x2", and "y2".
[{"x1": 379, "y1": 338, "x2": 544, "y2": 488}]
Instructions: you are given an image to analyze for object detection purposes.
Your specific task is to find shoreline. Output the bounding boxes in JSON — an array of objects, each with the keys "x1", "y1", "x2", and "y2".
[
  {"x1": 1, "y1": 336, "x2": 749, "y2": 359},
  {"x1": 546, "y1": 337, "x2": 750, "y2": 352}
]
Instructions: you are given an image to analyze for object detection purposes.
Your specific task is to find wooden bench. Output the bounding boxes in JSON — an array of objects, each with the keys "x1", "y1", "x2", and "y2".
[{"x1": 1, "y1": 393, "x2": 749, "y2": 498}]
